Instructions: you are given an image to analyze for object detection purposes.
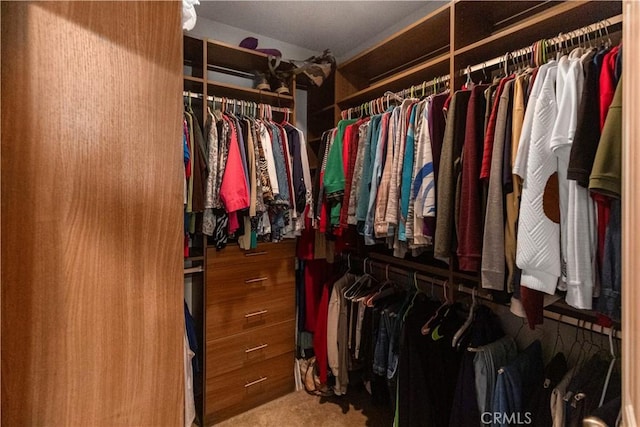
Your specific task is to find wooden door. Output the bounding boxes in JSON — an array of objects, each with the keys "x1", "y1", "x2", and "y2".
[
  {"x1": 623, "y1": 1, "x2": 640, "y2": 424},
  {"x1": 1, "y1": 1, "x2": 184, "y2": 425}
]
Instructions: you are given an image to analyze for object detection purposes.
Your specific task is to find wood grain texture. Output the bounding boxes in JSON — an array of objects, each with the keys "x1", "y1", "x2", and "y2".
[
  {"x1": 622, "y1": 1, "x2": 639, "y2": 424},
  {"x1": 205, "y1": 352, "x2": 295, "y2": 424},
  {"x1": 1, "y1": 2, "x2": 184, "y2": 425},
  {"x1": 205, "y1": 242, "x2": 296, "y2": 421},
  {"x1": 206, "y1": 319, "x2": 295, "y2": 378}
]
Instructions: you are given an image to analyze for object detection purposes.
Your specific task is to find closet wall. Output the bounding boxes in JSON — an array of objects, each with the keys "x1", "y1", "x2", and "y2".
[{"x1": 1, "y1": 2, "x2": 184, "y2": 425}]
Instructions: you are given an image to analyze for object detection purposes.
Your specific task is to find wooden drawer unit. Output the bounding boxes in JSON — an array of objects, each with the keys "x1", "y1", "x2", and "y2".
[
  {"x1": 206, "y1": 261, "x2": 295, "y2": 304},
  {"x1": 206, "y1": 282, "x2": 295, "y2": 340},
  {"x1": 204, "y1": 242, "x2": 296, "y2": 424},
  {"x1": 205, "y1": 352, "x2": 295, "y2": 424},
  {"x1": 206, "y1": 319, "x2": 295, "y2": 378},
  {"x1": 207, "y1": 240, "x2": 296, "y2": 267}
]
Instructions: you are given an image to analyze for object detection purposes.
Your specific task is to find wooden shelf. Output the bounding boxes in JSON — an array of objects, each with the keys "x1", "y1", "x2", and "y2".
[
  {"x1": 206, "y1": 39, "x2": 293, "y2": 75},
  {"x1": 337, "y1": 53, "x2": 450, "y2": 108},
  {"x1": 453, "y1": 0, "x2": 622, "y2": 68},
  {"x1": 338, "y1": 4, "x2": 450, "y2": 82},
  {"x1": 207, "y1": 81, "x2": 294, "y2": 105},
  {"x1": 453, "y1": 1, "x2": 557, "y2": 48}
]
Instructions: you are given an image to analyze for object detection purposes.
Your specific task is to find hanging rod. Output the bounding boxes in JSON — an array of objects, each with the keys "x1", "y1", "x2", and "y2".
[
  {"x1": 343, "y1": 253, "x2": 621, "y2": 339},
  {"x1": 340, "y1": 74, "x2": 450, "y2": 119},
  {"x1": 460, "y1": 14, "x2": 623, "y2": 76},
  {"x1": 182, "y1": 91, "x2": 292, "y2": 114}
]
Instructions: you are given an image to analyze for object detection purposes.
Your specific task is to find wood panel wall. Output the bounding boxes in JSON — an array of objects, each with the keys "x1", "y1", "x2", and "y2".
[
  {"x1": 1, "y1": 2, "x2": 184, "y2": 425},
  {"x1": 622, "y1": 1, "x2": 639, "y2": 424}
]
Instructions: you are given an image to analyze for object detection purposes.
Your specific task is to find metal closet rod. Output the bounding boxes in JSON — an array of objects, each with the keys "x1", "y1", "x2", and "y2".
[
  {"x1": 341, "y1": 74, "x2": 450, "y2": 117},
  {"x1": 343, "y1": 253, "x2": 621, "y2": 339},
  {"x1": 460, "y1": 13, "x2": 623, "y2": 76},
  {"x1": 182, "y1": 91, "x2": 292, "y2": 114}
]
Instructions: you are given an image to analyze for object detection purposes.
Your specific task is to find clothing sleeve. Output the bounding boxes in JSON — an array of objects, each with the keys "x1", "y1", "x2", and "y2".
[{"x1": 589, "y1": 77, "x2": 622, "y2": 198}]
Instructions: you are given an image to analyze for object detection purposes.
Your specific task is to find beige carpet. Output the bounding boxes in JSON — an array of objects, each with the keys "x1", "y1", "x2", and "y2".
[{"x1": 214, "y1": 386, "x2": 394, "y2": 427}]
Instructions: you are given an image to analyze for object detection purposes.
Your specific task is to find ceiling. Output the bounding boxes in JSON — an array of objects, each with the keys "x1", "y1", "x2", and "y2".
[{"x1": 195, "y1": 1, "x2": 446, "y2": 58}]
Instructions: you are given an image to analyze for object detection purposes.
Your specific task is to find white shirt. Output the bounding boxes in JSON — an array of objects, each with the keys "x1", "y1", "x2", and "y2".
[{"x1": 516, "y1": 61, "x2": 561, "y2": 294}]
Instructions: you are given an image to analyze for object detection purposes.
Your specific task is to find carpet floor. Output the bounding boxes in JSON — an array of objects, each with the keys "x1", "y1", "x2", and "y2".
[{"x1": 214, "y1": 385, "x2": 394, "y2": 427}]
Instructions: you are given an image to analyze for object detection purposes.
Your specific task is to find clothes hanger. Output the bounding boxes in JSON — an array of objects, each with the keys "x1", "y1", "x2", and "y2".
[
  {"x1": 552, "y1": 315, "x2": 566, "y2": 356},
  {"x1": 421, "y1": 279, "x2": 452, "y2": 335},
  {"x1": 598, "y1": 327, "x2": 617, "y2": 407},
  {"x1": 465, "y1": 65, "x2": 474, "y2": 89},
  {"x1": 343, "y1": 257, "x2": 374, "y2": 300},
  {"x1": 451, "y1": 287, "x2": 477, "y2": 348}
]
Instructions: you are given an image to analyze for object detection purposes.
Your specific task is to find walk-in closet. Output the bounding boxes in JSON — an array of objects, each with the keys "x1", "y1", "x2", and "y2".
[{"x1": 2, "y1": 1, "x2": 640, "y2": 426}]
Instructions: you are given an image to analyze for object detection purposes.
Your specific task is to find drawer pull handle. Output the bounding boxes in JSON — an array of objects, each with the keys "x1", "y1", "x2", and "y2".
[
  {"x1": 244, "y1": 376, "x2": 268, "y2": 388},
  {"x1": 245, "y1": 251, "x2": 268, "y2": 257},
  {"x1": 245, "y1": 310, "x2": 268, "y2": 318},
  {"x1": 245, "y1": 343, "x2": 268, "y2": 353},
  {"x1": 245, "y1": 277, "x2": 268, "y2": 284}
]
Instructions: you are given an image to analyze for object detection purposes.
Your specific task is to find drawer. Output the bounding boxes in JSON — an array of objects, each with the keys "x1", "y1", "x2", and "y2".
[
  {"x1": 206, "y1": 319, "x2": 294, "y2": 378},
  {"x1": 207, "y1": 240, "x2": 296, "y2": 268},
  {"x1": 206, "y1": 286, "x2": 295, "y2": 341},
  {"x1": 205, "y1": 352, "x2": 295, "y2": 424},
  {"x1": 206, "y1": 260, "x2": 294, "y2": 305}
]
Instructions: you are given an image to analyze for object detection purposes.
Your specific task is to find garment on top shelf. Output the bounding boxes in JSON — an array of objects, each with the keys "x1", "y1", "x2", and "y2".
[
  {"x1": 434, "y1": 90, "x2": 471, "y2": 263},
  {"x1": 411, "y1": 99, "x2": 436, "y2": 247},
  {"x1": 374, "y1": 109, "x2": 398, "y2": 238},
  {"x1": 363, "y1": 114, "x2": 387, "y2": 244},
  {"x1": 324, "y1": 119, "x2": 358, "y2": 226},
  {"x1": 552, "y1": 49, "x2": 598, "y2": 309},
  {"x1": 457, "y1": 84, "x2": 490, "y2": 273},
  {"x1": 348, "y1": 121, "x2": 369, "y2": 225},
  {"x1": 514, "y1": 61, "x2": 561, "y2": 295},
  {"x1": 505, "y1": 73, "x2": 530, "y2": 293},
  {"x1": 384, "y1": 99, "x2": 415, "y2": 248},
  {"x1": 339, "y1": 120, "x2": 363, "y2": 229},
  {"x1": 482, "y1": 80, "x2": 514, "y2": 291},
  {"x1": 480, "y1": 75, "x2": 514, "y2": 181},
  {"x1": 398, "y1": 102, "x2": 420, "y2": 245}
]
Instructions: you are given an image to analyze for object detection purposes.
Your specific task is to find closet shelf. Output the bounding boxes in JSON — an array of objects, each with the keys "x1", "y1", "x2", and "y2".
[
  {"x1": 207, "y1": 81, "x2": 294, "y2": 105},
  {"x1": 338, "y1": 4, "x2": 450, "y2": 81},
  {"x1": 206, "y1": 39, "x2": 294, "y2": 75},
  {"x1": 336, "y1": 53, "x2": 450, "y2": 108},
  {"x1": 184, "y1": 76, "x2": 204, "y2": 83},
  {"x1": 453, "y1": 0, "x2": 622, "y2": 68}
]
